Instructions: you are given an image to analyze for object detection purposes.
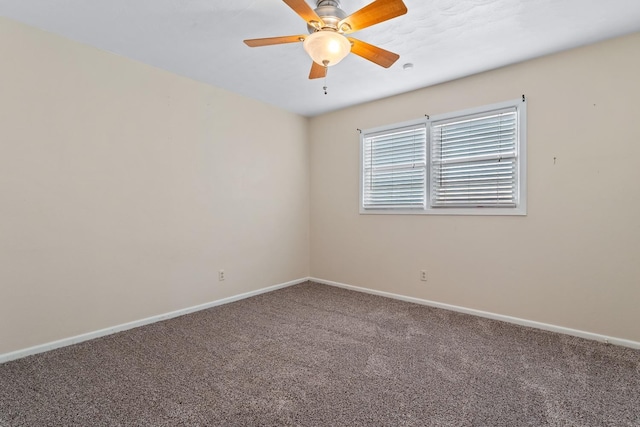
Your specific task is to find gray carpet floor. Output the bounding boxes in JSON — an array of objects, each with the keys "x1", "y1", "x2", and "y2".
[{"x1": 1, "y1": 281, "x2": 639, "y2": 426}]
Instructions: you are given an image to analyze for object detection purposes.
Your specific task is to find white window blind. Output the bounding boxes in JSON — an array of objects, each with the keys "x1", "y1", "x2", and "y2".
[
  {"x1": 359, "y1": 98, "x2": 526, "y2": 215},
  {"x1": 362, "y1": 124, "x2": 427, "y2": 210},
  {"x1": 431, "y1": 108, "x2": 519, "y2": 208}
]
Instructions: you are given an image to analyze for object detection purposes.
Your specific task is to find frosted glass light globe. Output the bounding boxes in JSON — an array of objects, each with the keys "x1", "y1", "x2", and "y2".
[{"x1": 303, "y1": 31, "x2": 351, "y2": 66}]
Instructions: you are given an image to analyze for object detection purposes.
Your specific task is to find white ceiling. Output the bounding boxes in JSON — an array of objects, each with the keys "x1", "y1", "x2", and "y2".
[{"x1": 2, "y1": 0, "x2": 640, "y2": 117}]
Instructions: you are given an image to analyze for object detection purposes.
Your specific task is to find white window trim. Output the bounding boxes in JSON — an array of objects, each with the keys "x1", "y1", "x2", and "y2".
[{"x1": 359, "y1": 98, "x2": 527, "y2": 216}]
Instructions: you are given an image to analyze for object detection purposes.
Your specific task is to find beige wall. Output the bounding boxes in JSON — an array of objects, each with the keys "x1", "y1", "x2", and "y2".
[
  {"x1": 309, "y1": 33, "x2": 640, "y2": 342},
  {"x1": 2, "y1": 16, "x2": 639, "y2": 357},
  {"x1": 0, "y1": 18, "x2": 309, "y2": 355}
]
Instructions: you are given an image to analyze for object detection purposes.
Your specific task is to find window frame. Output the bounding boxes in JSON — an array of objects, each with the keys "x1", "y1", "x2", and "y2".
[{"x1": 359, "y1": 98, "x2": 527, "y2": 216}]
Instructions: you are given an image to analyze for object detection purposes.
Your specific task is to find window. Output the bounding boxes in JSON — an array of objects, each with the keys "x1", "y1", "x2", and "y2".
[
  {"x1": 361, "y1": 121, "x2": 427, "y2": 210},
  {"x1": 360, "y1": 98, "x2": 526, "y2": 215}
]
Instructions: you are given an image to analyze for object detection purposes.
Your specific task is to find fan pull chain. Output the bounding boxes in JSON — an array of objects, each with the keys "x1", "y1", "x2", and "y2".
[{"x1": 323, "y1": 63, "x2": 329, "y2": 95}]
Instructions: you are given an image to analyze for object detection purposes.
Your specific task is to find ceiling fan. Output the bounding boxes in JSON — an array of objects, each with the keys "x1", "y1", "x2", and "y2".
[{"x1": 244, "y1": 0, "x2": 408, "y2": 79}]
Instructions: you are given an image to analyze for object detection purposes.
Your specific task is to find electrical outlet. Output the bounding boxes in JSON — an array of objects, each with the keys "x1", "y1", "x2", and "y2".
[
  {"x1": 219, "y1": 270, "x2": 225, "y2": 281},
  {"x1": 420, "y1": 270, "x2": 427, "y2": 281}
]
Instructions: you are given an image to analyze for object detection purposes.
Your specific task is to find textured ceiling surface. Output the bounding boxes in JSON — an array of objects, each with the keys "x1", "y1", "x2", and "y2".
[{"x1": 1, "y1": 0, "x2": 640, "y2": 116}]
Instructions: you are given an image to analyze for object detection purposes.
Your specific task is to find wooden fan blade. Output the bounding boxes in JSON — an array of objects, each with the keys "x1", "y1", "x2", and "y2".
[
  {"x1": 283, "y1": 0, "x2": 325, "y2": 28},
  {"x1": 338, "y1": 0, "x2": 407, "y2": 34},
  {"x1": 244, "y1": 35, "x2": 305, "y2": 47},
  {"x1": 309, "y1": 61, "x2": 327, "y2": 79},
  {"x1": 349, "y1": 38, "x2": 400, "y2": 68}
]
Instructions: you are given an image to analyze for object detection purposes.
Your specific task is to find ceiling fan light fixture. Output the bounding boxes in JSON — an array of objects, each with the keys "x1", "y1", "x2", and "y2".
[{"x1": 303, "y1": 31, "x2": 351, "y2": 67}]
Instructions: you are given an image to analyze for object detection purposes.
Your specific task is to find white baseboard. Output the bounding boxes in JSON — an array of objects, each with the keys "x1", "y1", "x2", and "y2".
[
  {"x1": 4, "y1": 276, "x2": 637, "y2": 364},
  {"x1": 311, "y1": 277, "x2": 640, "y2": 350},
  {"x1": 0, "y1": 277, "x2": 309, "y2": 364}
]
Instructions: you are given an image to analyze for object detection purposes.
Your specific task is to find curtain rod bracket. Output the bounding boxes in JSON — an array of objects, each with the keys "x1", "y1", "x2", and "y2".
[{"x1": 522, "y1": 94, "x2": 526, "y2": 102}]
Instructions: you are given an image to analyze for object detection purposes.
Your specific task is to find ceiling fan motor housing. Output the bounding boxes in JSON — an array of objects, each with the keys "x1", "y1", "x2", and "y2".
[{"x1": 307, "y1": 0, "x2": 348, "y2": 33}]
